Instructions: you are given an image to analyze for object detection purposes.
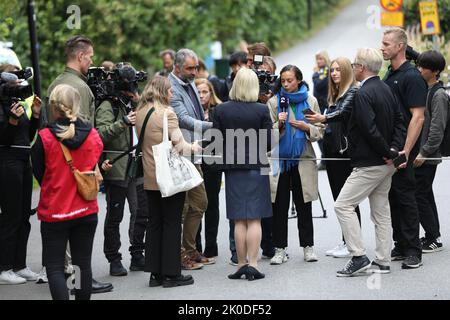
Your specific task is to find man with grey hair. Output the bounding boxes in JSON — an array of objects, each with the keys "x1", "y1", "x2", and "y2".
[
  {"x1": 169, "y1": 48, "x2": 214, "y2": 271},
  {"x1": 334, "y1": 48, "x2": 405, "y2": 277},
  {"x1": 382, "y1": 27, "x2": 427, "y2": 269}
]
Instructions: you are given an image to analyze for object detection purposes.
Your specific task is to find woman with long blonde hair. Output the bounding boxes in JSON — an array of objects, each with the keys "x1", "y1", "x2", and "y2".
[
  {"x1": 305, "y1": 57, "x2": 361, "y2": 258},
  {"x1": 31, "y1": 84, "x2": 103, "y2": 300},
  {"x1": 136, "y1": 76, "x2": 201, "y2": 288}
]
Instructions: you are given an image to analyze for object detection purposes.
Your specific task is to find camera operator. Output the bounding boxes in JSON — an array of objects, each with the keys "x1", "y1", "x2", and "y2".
[
  {"x1": 0, "y1": 63, "x2": 42, "y2": 284},
  {"x1": 223, "y1": 51, "x2": 248, "y2": 102},
  {"x1": 94, "y1": 63, "x2": 148, "y2": 276}
]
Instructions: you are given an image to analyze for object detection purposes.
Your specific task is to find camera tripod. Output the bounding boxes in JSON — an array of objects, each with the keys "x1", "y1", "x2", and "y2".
[{"x1": 288, "y1": 191, "x2": 327, "y2": 219}]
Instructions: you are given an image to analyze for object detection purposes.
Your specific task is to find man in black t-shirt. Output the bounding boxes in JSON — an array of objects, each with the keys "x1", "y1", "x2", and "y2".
[{"x1": 382, "y1": 27, "x2": 427, "y2": 269}]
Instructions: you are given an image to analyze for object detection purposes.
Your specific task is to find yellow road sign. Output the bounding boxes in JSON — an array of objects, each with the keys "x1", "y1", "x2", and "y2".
[
  {"x1": 381, "y1": 11, "x2": 404, "y2": 27},
  {"x1": 380, "y1": 0, "x2": 403, "y2": 12},
  {"x1": 419, "y1": 1, "x2": 441, "y2": 35}
]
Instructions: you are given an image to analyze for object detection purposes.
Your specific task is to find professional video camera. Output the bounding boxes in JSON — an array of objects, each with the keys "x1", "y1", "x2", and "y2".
[
  {"x1": 0, "y1": 67, "x2": 34, "y2": 106},
  {"x1": 87, "y1": 63, "x2": 147, "y2": 107},
  {"x1": 252, "y1": 54, "x2": 278, "y2": 95},
  {"x1": 406, "y1": 45, "x2": 420, "y2": 64}
]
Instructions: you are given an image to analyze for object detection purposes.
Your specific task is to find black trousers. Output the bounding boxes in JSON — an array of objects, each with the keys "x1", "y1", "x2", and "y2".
[
  {"x1": 0, "y1": 158, "x2": 32, "y2": 272},
  {"x1": 326, "y1": 156, "x2": 361, "y2": 241},
  {"x1": 415, "y1": 164, "x2": 440, "y2": 241},
  {"x1": 389, "y1": 162, "x2": 422, "y2": 257},
  {"x1": 273, "y1": 167, "x2": 314, "y2": 248},
  {"x1": 41, "y1": 214, "x2": 97, "y2": 300},
  {"x1": 196, "y1": 166, "x2": 222, "y2": 255},
  {"x1": 129, "y1": 183, "x2": 149, "y2": 256},
  {"x1": 145, "y1": 190, "x2": 185, "y2": 277},
  {"x1": 103, "y1": 180, "x2": 148, "y2": 262}
]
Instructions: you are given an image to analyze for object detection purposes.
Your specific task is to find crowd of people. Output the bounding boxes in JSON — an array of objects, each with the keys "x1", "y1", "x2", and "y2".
[{"x1": 0, "y1": 26, "x2": 449, "y2": 299}]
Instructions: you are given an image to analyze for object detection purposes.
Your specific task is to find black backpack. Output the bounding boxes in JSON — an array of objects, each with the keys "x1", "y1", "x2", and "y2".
[{"x1": 427, "y1": 83, "x2": 450, "y2": 156}]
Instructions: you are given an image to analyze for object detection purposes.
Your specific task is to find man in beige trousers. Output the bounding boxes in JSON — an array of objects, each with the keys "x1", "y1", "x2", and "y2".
[{"x1": 334, "y1": 48, "x2": 406, "y2": 277}]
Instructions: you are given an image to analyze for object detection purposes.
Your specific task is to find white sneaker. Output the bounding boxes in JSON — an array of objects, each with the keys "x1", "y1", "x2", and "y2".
[
  {"x1": 36, "y1": 267, "x2": 48, "y2": 284},
  {"x1": 304, "y1": 246, "x2": 318, "y2": 262},
  {"x1": 0, "y1": 270, "x2": 27, "y2": 285},
  {"x1": 270, "y1": 248, "x2": 288, "y2": 265},
  {"x1": 15, "y1": 267, "x2": 38, "y2": 281},
  {"x1": 326, "y1": 243, "x2": 345, "y2": 256},
  {"x1": 332, "y1": 244, "x2": 351, "y2": 258}
]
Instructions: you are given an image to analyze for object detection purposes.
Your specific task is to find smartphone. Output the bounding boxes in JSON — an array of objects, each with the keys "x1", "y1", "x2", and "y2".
[
  {"x1": 393, "y1": 153, "x2": 407, "y2": 168},
  {"x1": 302, "y1": 108, "x2": 314, "y2": 115}
]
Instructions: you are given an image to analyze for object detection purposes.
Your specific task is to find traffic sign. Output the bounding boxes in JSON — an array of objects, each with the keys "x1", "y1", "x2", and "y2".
[
  {"x1": 381, "y1": 11, "x2": 404, "y2": 27},
  {"x1": 380, "y1": 0, "x2": 403, "y2": 12},
  {"x1": 419, "y1": 1, "x2": 441, "y2": 35}
]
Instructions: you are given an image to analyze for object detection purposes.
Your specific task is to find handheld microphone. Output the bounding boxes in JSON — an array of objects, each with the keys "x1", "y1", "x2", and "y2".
[{"x1": 280, "y1": 96, "x2": 289, "y2": 113}]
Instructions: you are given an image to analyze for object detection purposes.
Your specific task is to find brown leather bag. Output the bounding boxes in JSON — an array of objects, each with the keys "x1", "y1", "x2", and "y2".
[{"x1": 60, "y1": 143, "x2": 102, "y2": 201}]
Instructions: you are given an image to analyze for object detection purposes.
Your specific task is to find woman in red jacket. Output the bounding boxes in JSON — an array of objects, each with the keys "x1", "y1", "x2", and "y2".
[{"x1": 31, "y1": 84, "x2": 103, "y2": 300}]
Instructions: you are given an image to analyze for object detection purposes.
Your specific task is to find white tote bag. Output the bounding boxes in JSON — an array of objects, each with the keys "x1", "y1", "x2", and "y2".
[{"x1": 153, "y1": 111, "x2": 203, "y2": 197}]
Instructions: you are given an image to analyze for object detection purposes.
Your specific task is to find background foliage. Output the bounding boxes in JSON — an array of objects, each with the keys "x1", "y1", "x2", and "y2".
[{"x1": 1, "y1": 0, "x2": 348, "y2": 90}]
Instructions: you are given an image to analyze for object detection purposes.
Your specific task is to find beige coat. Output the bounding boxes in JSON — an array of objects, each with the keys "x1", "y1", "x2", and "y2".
[
  {"x1": 136, "y1": 106, "x2": 192, "y2": 191},
  {"x1": 267, "y1": 95, "x2": 324, "y2": 203}
]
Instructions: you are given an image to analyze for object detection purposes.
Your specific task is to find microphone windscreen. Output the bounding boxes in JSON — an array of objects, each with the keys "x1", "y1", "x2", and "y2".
[
  {"x1": 280, "y1": 96, "x2": 289, "y2": 112},
  {"x1": 1, "y1": 72, "x2": 19, "y2": 82}
]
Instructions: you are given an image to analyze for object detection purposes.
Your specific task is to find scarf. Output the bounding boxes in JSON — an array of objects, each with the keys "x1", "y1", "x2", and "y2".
[{"x1": 273, "y1": 85, "x2": 310, "y2": 175}]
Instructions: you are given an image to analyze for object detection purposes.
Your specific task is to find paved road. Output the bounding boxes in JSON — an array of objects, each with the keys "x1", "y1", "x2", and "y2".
[{"x1": 2, "y1": 0, "x2": 450, "y2": 300}]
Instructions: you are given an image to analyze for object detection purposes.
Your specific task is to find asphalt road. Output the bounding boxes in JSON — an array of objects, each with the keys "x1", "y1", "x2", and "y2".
[{"x1": 2, "y1": 0, "x2": 450, "y2": 300}]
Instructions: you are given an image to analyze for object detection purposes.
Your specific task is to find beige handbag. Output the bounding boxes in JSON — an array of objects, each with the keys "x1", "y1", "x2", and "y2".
[{"x1": 60, "y1": 143, "x2": 102, "y2": 201}]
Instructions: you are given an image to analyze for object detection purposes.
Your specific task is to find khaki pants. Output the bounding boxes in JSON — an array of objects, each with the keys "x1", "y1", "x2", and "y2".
[
  {"x1": 335, "y1": 165, "x2": 396, "y2": 266},
  {"x1": 182, "y1": 165, "x2": 207, "y2": 254}
]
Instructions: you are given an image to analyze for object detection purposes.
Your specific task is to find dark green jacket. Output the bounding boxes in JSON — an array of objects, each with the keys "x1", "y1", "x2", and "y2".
[
  {"x1": 95, "y1": 99, "x2": 132, "y2": 181},
  {"x1": 45, "y1": 67, "x2": 95, "y2": 125}
]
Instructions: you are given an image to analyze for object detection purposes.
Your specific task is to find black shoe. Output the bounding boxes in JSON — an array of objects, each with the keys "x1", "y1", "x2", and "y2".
[
  {"x1": 336, "y1": 255, "x2": 370, "y2": 277},
  {"x1": 422, "y1": 239, "x2": 443, "y2": 253},
  {"x1": 149, "y1": 273, "x2": 163, "y2": 287},
  {"x1": 92, "y1": 279, "x2": 113, "y2": 294},
  {"x1": 245, "y1": 266, "x2": 265, "y2": 281},
  {"x1": 366, "y1": 261, "x2": 391, "y2": 274},
  {"x1": 162, "y1": 274, "x2": 194, "y2": 288},
  {"x1": 70, "y1": 279, "x2": 113, "y2": 295},
  {"x1": 402, "y1": 256, "x2": 423, "y2": 269},
  {"x1": 130, "y1": 253, "x2": 145, "y2": 271},
  {"x1": 229, "y1": 252, "x2": 238, "y2": 266},
  {"x1": 203, "y1": 245, "x2": 218, "y2": 258},
  {"x1": 391, "y1": 246, "x2": 405, "y2": 261},
  {"x1": 228, "y1": 265, "x2": 248, "y2": 280},
  {"x1": 110, "y1": 260, "x2": 128, "y2": 276}
]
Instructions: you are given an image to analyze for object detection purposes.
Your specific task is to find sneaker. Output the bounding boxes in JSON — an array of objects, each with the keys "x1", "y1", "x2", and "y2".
[
  {"x1": 401, "y1": 256, "x2": 423, "y2": 269},
  {"x1": 189, "y1": 250, "x2": 216, "y2": 265},
  {"x1": 326, "y1": 243, "x2": 346, "y2": 256},
  {"x1": 270, "y1": 248, "x2": 288, "y2": 265},
  {"x1": 130, "y1": 253, "x2": 145, "y2": 271},
  {"x1": 336, "y1": 255, "x2": 370, "y2": 277},
  {"x1": 332, "y1": 244, "x2": 351, "y2": 258},
  {"x1": 366, "y1": 261, "x2": 391, "y2": 274},
  {"x1": 15, "y1": 267, "x2": 38, "y2": 281},
  {"x1": 391, "y1": 246, "x2": 405, "y2": 261},
  {"x1": 0, "y1": 270, "x2": 26, "y2": 285},
  {"x1": 36, "y1": 267, "x2": 48, "y2": 284},
  {"x1": 229, "y1": 252, "x2": 238, "y2": 266},
  {"x1": 304, "y1": 246, "x2": 318, "y2": 262},
  {"x1": 110, "y1": 260, "x2": 128, "y2": 276},
  {"x1": 422, "y1": 239, "x2": 443, "y2": 253}
]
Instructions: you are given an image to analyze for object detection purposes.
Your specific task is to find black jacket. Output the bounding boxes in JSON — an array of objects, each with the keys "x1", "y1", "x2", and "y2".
[
  {"x1": 212, "y1": 101, "x2": 272, "y2": 170},
  {"x1": 323, "y1": 86, "x2": 358, "y2": 156},
  {"x1": 0, "y1": 100, "x2": 39, "y2": 160},
  {"x1": 347, "y1": 76, "x2": 406, "y2": 168}
]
